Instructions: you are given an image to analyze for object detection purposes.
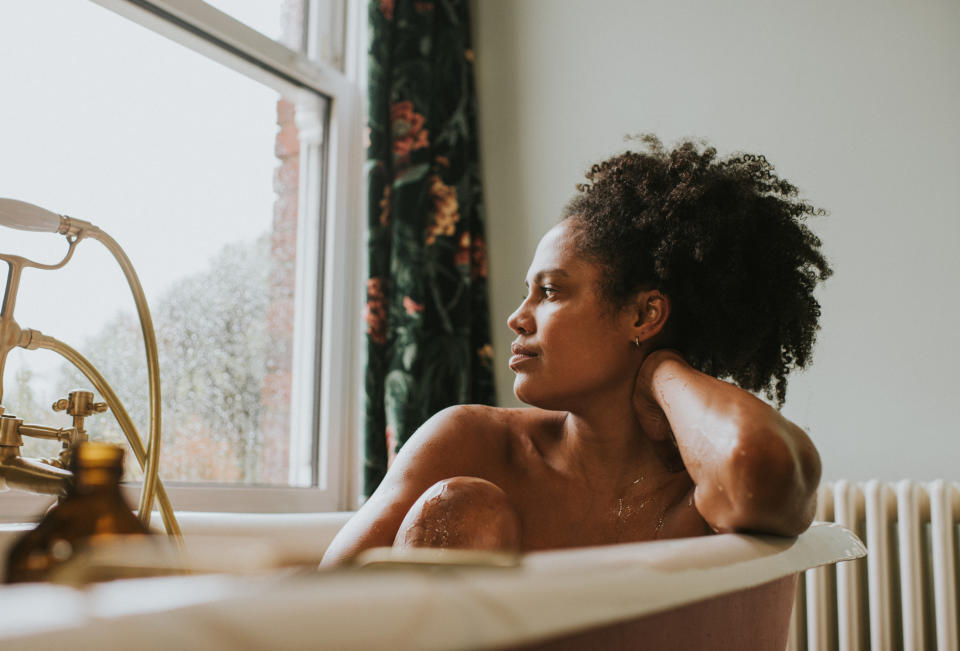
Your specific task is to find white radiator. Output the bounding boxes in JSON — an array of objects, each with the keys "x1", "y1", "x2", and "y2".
[{"x1": 788, "y1": 480, "x2": 960, "y2": 651}]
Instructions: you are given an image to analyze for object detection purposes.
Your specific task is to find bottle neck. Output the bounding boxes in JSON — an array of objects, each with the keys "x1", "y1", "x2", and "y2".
[{"x1": 73, "y1": 467, "x2": 124, "y2": 494}]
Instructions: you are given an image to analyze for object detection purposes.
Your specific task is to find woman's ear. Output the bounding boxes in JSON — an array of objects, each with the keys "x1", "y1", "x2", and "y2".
[{"x1": 631, "y1": 290, "x2": 670, "y2": 344}]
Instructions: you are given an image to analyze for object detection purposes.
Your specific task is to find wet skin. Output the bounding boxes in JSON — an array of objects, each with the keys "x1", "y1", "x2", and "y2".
[
  {"x1": 321, "y1": 222, "x2": 819, "y2": 564},
  {"x1": 324, "y1": 404, "x2": 710, "y2": 562}
]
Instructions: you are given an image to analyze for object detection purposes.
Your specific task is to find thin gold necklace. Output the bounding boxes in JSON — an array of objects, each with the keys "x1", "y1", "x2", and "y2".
[{"x1": 614, "y1": 477, "x2": 668, "y2": 541}]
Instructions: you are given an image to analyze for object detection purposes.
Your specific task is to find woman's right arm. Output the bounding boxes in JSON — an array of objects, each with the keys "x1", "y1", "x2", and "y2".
[
  {"x1": 319, "y1": 405, "x2": 500, "y2": 565},
  {"x1": 634, "y1": 350, "x2": 820, "y2": 536}
]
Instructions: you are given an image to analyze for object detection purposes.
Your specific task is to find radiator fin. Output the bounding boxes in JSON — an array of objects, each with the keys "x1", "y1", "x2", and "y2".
[{"x1": 788, "y1": 480, "x2": 960, "y2": 651}]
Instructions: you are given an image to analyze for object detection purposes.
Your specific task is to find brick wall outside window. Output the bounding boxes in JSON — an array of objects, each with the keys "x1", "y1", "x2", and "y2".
[{"x1": 260, "y1": 0, "x2": 305, "y2": 484}]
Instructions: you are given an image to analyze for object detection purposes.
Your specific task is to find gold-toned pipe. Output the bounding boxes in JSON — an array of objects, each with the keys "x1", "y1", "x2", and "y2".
[
  {"x1": 27, "y1": 331, "x2": 181, "y2": 539},
  {"x1": 69, "y1": 224, "x2": 162, "y2": 528}
]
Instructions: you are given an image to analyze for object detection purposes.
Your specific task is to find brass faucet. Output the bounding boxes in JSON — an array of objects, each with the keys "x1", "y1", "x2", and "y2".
[
  {"x1": 0, "y1": 410, "x2": 76, "y2": 495},
  {"x1": 0, "y1": 389, "x2": 124, "y2": 503},
  {"x1": 0, "y1": 199, "x2": 180, "y2": 537}
]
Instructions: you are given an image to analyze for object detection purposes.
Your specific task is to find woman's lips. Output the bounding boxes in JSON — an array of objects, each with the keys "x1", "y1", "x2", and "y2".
[
  {"x1": 509, "y1": 344, "x2": 538, "y2": 370},
  {"x1": 509, "y1": 354, "x2": 537, "y2": 369}
]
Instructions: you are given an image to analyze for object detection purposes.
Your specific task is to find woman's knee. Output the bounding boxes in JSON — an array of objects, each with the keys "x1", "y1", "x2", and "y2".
[{"x1": 394, "y1": 476, "x2": 522, "y2": 551}]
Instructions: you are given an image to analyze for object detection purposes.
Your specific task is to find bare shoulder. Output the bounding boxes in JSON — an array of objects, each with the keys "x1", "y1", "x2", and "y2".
[
  {"x1": 397, "y1": 405, "x2": 562, "y2": 464},
  {"x1": 392, "y1": 404, "x2": 514, "y2": 474}
]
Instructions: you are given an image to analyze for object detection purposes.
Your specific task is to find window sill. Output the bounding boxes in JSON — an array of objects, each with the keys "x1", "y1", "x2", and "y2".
[
  {"x1": 0, "y1": 510, "x2": 353, "y2": 568},
  {"x1": 0, "y1": 485, "x2": 349, "y2": 525}
]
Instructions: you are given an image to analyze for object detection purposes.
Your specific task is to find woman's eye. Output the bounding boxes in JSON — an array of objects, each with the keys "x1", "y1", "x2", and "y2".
[{"x1": 520, "y1": 285, "x2": 557, "y2": 301}]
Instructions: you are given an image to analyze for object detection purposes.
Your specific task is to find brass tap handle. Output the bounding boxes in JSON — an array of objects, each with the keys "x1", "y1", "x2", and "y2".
[
  {"x1": 51, "y1": 392, "x2": 106, "y2": 464},
  {"x1": 52, "y1": 391, "x2": 110, "y2": 418}
]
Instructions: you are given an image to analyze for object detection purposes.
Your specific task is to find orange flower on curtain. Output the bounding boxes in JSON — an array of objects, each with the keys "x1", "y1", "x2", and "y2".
[{"x1": 389, "y1": 101, "x2": 429, "y2": 165}]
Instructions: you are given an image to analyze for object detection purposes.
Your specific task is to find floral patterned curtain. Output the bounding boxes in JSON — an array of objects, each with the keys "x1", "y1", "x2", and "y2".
[{"x1": 364, "y1": 0, "x2": 496, "y2": 497}]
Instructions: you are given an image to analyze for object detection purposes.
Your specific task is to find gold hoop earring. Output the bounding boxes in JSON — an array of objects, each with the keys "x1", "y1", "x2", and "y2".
[{"x1": 633, "y1": 336, "x2": 642, "y2": 349}]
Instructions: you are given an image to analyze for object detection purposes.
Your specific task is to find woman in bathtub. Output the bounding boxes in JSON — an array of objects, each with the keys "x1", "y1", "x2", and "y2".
[{"x1": 322, "y1": 136, "x2": 831, "y2": 564}]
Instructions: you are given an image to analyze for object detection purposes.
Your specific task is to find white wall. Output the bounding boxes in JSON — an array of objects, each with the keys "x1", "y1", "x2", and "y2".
[{"x1": 471, "y1": 0, "x2": 960, "y2": 481}]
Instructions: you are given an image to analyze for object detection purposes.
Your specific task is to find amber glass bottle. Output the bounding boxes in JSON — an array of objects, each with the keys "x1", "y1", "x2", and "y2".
[{"x1": 5, "y1": 442, "x2": 150, "y2": 583}]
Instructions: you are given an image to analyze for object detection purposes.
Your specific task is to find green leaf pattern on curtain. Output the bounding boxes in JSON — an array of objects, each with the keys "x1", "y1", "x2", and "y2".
[{"x1": 364, "y1": 0, "x2": 496, "y2": 497}]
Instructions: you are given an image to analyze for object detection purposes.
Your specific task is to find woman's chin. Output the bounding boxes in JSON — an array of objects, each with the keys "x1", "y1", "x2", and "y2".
[
  {"x1": 513, "y1": 377, "x2": 562, "y2": 410},
  {"x1": 513, "y1": 376, "x2": 537, "y2": 406}
]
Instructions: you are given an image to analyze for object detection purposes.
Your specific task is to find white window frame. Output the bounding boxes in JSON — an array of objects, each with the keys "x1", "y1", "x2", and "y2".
[{"x1": 0, "y1": 0, "x2": 366, "y2": 521}]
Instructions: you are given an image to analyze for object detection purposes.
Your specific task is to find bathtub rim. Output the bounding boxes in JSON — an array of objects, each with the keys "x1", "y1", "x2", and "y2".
[{"x1": 0, "y1": 521, "x2": 864, "y2": 650}]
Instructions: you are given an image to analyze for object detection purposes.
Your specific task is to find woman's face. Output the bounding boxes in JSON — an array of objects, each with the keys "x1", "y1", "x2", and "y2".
[{"x1": 507, "y1": 220, "x2": 639, "y2": 410}]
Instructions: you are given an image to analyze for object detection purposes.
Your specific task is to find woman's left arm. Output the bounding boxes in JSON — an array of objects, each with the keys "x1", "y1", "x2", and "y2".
[{"x1": 635, "y1": 350, "x2": 821, "y2": 536}]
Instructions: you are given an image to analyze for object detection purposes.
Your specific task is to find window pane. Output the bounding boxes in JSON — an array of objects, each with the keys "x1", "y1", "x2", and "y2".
[{"x1": 0, "y1": 1, "x2": 323, "y2": 487}]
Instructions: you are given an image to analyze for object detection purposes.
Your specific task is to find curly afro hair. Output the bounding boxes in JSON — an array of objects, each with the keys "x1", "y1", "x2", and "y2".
[{"x1": 563, "y1": 135, "x2": 832, "y2": 405}]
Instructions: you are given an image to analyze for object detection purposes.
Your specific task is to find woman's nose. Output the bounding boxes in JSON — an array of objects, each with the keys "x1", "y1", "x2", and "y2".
[{"x1": 507, "y1": 301, "x2": 533, "y2": 335}]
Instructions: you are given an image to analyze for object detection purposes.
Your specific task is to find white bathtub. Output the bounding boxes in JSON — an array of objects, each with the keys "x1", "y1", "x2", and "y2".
[{"x1": 0, "y1": 518, "x2": 863, "y2": 650}]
